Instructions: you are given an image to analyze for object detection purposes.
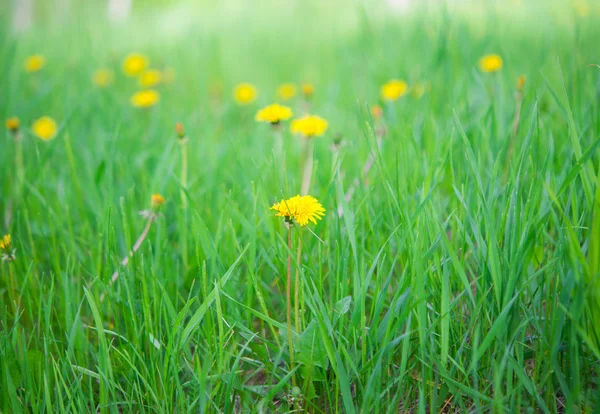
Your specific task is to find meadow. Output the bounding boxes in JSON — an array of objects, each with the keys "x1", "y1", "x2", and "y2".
[{"x1": 1, "y1": 1, "x2": 600, "y2": 412}]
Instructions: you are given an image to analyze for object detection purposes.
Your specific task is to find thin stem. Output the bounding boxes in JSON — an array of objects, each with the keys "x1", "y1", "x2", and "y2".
[
  {"x1": 180, "y1": 140, "x2": 189, "y2": 270},
  {"x1": 301, "y1": 138, "x2": 314, "y2": 195},
  {"x1": 15, "y1": 137, "x2": 24, "y2": 198},
  {"x1": 286, "y1": 226, "x2": 296, "y2": 386},
  {"x1": 100, "y1": 216, "x2": 155, "y2": 303},
  {"x1": 294, "y1": 231, "x2": 302, "y2": 333}
]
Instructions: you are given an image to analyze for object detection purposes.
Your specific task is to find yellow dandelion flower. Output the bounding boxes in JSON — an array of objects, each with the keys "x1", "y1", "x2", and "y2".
[
  {"x1": 122, "y1": 53, "x2": 149, "y2": 77},
  {"x1": 5, "y1": 117, "x2": 20, "y2": 132},
  {"x1": 24, "y1": 55, "x2": 46, "y2": 73},
  {"x1": 255, "y1": 103, "x2": 293, "y2": 124},
  {"x1": 130, "y1": 90, "x2": 160, "y2": 108},
  {"x1": 271, "y1": 195, "x2": 325, "y2": 226},
  {"x1": 92, "y1": 68, "x2": 114, "y2": 88},
  {"x1": 380, "y1": 79, "x2": 408, "y2": 101},
  {"x1": 32, "y1": 116, "x2": 58, "y2": 141},
  {"x1": 277, "y1": 83, "x2": 297, "y2": 101},
  {"x1": 290, "y1": 115, "x2": 328, "y2": 138},
  {"x1": 370, "y1": 105, "x2": 383, "y2": 120},
  {"x1": 138, "y1": 69, "x2": 163, "y2": 87},
  {"x1": 234, "y1": 83, "x2": 258, "y2": 105},
  {"x1": 479, "y1": 54, "x2": 503, "y2": 73},
  {"x1": 302, "y1": 83, "x2": 315, "y2": 98},
  {"x1": 0, "y1": 234, "x2": 11, "y2": 251},
  {"x1": 517, "y1": 75, "x2": 526, "y2": 92},
  {"x1": 151, "y1": 194, "x2": 165, "y2": 208}
]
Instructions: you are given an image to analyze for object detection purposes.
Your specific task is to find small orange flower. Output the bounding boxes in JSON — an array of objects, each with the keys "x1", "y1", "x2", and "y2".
[{"x1": 151, "y1": 194, "x2": 165, "y2": 208}]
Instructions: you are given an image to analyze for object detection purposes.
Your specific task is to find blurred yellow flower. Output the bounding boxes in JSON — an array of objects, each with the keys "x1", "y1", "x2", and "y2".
[
  {"x1": 574, "y1": 0, "x2": 590, "y2": 17},
  {"x1": 0, "y1": 234, "x2": 15, "y2": 262},
  {"x1": 380, "y1": 79, "x2": 408, "y2": 101},
  {"x1": 122, "y1": 53, "x2": 149, "y2": 77},
  {"x1": 24, "y1": 55, "x2": 46, "y2": 73},
  {"x1": 92, "y1": 68, "x2": 114, "y2": 87},
  {"x1": 234, "y1": 83, "x2": 258, "y2": 104},
  {"x1": 517, "y1": 75, "x2": 526, "y2": 92},
  {"x1": 130, "y1": 90, "x2": 160, "y2": 108},
  {"x1": 151, "y1": 194, "x2": 165, "y2": 208},
  {"x1": 277, "y1": 83, "x2": 297, "y2": 100},
  {"x1": 255, "y1": 103, "x2": 293, "y2": 124},
  {"x1": 479, "y1": 54, "x2": 503, "y2": 73},
  {"x1": 5, "y1": 117, "x2": 20, "y2": 132},
  {"x1": 371, "y1": 105, "x2": 383, "y2": 120},
  {"x1": 138, "y1": 69, "x2": 163, "y2": 87},
  {"x1": 291, "y1": 115, "x2": 328, "y2": 137},
  {"x1": 32, "y1": 116, "x2": 58, "y2": 141},
  {"x1": 271, "y1": 195, "x2": 325, "y2": 226},
  {"x1": 163, "y1": 68, "x2": 176, "y2": 84},
  {"x1": 302, "y1": 83, "x2": 315, "y2": 98},
  {"x1": 0, "y1": 234, "x2": 10, "y2": 251}
]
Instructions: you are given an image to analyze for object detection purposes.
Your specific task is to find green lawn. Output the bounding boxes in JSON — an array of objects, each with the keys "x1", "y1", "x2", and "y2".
[{"x1": 1, "y1": 1, "x2": 600, "y2": 412}]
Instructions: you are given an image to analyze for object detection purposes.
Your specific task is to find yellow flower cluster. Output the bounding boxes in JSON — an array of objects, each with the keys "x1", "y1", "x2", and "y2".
[
  {"x1": 24, "y1": 55, "x2": 46, "y2": 73},
  {"x1": 271, "y1": 195, "x2": 325, "y2": 226},
  {"x1": 139, "y1": 69, "x2": 163, "y2": 87},
  {"x1": 32, "y1": 116, "x2": 58, "y2": 141},
  {"x1": 291, "y1": 115, "x2": 328, "y2": 137},
  {"x1": 122, "y1": 53, "x2": 149, "y2": 77},
  {"x1": 130, "y1": 90, "x2": 160, "y2": 108},
  {"x1": 255, "y1": 104, "x2": 293, "y2": 124}
]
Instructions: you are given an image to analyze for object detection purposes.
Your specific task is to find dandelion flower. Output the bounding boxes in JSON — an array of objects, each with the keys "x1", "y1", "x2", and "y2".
[
  {"x1": 0, "y1": 234, "x2": 15, "y2": 262},
  {"x1": 291, "y1": 115, "x2": 328, "y2": 137},
  {"x1": 92, "y1": 68, "x2": 114, "y2": 87},
  {"x1": 32, "y1": 116, "x2": 58, "y2": 141},
  {"x1": 122, "y1": 53, "x2": 149, "y2": 77},
  {"x1": 302, "y1": 83, "x2": 314, "y2": 98},
  {"x1": 517, "y1": 75, "x2": 526, "y2": 92},
  {"x1": 24, "y1": 55, "x2": 46, "y2": 73},
  {"x1": 151, "y1": 194, "x2": 165, "y2": 209},
  {"x1": 255, "y1": 103, "x2": 293, "y2": 124},
  {"x1": 271, "y1": 195, "x2": 325, "y2": 226},
  {"x1": 370, "y1": 105, "x2": 383, "y2": 120},
  {"x1": 479, "y1": 54, "x2": 503, "y2": 73},
  {"x1": 130, "y1": 90, "x2": 160, "y2": 108},
  {"x1": 138, "y1": 69, "x2": 163, "y2": 87},
  {"x1": 277, "y1": 83, "x2": 297, "y2": 101},
  {"x1": 234, "y1": 83, "x2": 258, "y2": 104},
  {"x1": 380, "y1": 79, "x2": 408, "y2": 101},
  {"x1": 5, "y1": 117, "x2": 20, "y2": 132}
]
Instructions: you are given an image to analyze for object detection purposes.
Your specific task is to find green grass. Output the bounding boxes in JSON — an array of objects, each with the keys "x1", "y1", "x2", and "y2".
[{"x1": 1, "y1": 1, "x2": 600, "y2": 412}]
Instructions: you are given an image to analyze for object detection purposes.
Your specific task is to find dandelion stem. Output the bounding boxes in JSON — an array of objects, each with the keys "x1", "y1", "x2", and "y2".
[
  {"x1": 286, "y1": 226, "x2": 296, "y2": 386},
  {"x1": 294, "y1": 231, "x2": 302, "y2": 333},
  {"x1": 180, "y1": 139, "x2": 189, "y2": 270},
  {"x1": 301, "y1": 139, "x2": 314, "y2": 195},
  {"x1": 100, "y1": 216, "x2": 155, "y2": 303}
]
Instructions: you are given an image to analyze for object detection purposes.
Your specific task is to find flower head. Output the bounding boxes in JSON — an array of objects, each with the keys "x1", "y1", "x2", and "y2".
[
  {"x1": 517, "y1": 75, "x2": 526, "y2": 92},
  {"x1": 32, "y1": 116, "x2": 58, "y2": 141},
  {"x1": 302, "y1": 83, "x2": 314, "y2": 98},
  {"x1": 479, "y1": 54, "x2": 503, "y2": 73},
  {"x1": 370, "y1": 105, "x2": 383, "y2": 120},
  {"x1": 5, "y1": 117, "x2": 20, "y2": 133},
  {"x1": 277, "y1": 83, "x2": 297, "y2": 101},
  {"x1": 175, "y1": 122, "x2": 185, "y2": 139},
  {"x1": 130, "y1": 90, "x2": 160, "y2": 108},
  {"x1": 380, "y1": 79, "x2": 408, "y2": 101},
  {"x1": 138, "y1": 69, "x2": 163, "y2": 87},
  {"x1": 255, "y1": 104, "x2": 293, "y2": 125},
  {"x1": 151, "y1": 194, "x2": 165, "y2": 209},
  {"x1": 122, "y1": 53, "x2": 149, "y2": 77},
  {"x1": 0, "y1": 234, "x2": 15, "y2": 262},
  {"x1": 24, "y1": 55, "x2": 46, "y2": 73},
  {"x1": 234, "y1": 83, "x2": 258, "y2": 104},
  {"x1": 92, "y1": 68, "x2": 114, "y2": 87},
  {"x1": 271, "y1": 195, "x2": 325, "y2": 226},
  {"x1": 291, "y1": 115, "x2": 328, "y2": 138}
]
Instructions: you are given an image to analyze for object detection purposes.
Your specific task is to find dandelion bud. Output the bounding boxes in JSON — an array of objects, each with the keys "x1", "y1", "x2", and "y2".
[
  {"x1": 302, "y1": 83, "x2": 314, "y2": 98},
  {"x1": 517, "y1": 75, "x2": 526, "y2": 92},
  {"x1": 5, "y1": 117, "x2": 20, "y2": 134},
  {"x1": 151, "y1": 194, "x2": 165, "y2": 209},
  {"x1": 175, "y1": 122, "x2": 185, "y2": 139},
  {"x1": 370, "y1": 105, "x2": 383, "y2": 120}
]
